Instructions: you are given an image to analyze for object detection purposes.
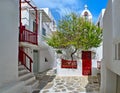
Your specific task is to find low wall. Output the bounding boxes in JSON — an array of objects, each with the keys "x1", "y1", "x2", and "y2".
[{"x1": 57, "y1": 59, "x2": 99, "y2": 76}]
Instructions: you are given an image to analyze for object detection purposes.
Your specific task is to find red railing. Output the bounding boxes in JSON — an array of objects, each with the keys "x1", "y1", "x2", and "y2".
[
  {"x1": 19, "y1": 48, "x2": 33, "y2": 72},
  {"x1": 19, "y1": 0, "x2": 38, "y2": 45},
  {"x1": 19, "y1": 26, "x2": 38, "y2": 45}
]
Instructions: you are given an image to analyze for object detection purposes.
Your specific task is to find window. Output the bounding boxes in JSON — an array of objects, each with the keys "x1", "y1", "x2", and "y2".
[
  {"x1": 115, "y1": 44, "x2": 117, "y2": 60},
  {"x1": 114, "y1": 43, "x2": 120, "y2": 60},
  {"x1": 33, "y1": 21, "x2": 36, "y2": 32},
  {"x1": 42, "y1": 28, "x2": 46, "y2": 36},
  {"x1": 45, "y1": 57, "x2": 48, "y2": 62},
  {"x1": 97, "y1": 22, "x2": 100, "y2": 27},
  {"x1": 118, "y1": 43, "x2": 120, "y2": 60},
  {"x1": 84, "y1": 11, "x2": 89, "y2": 20}
]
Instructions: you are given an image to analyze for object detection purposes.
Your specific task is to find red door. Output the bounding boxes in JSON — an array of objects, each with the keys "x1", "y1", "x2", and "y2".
[{"x1": 82, "y1": 51, "x2": 92, "y2": 75}]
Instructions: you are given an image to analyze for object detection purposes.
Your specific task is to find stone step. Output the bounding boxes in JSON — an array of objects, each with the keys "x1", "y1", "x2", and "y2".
[
  {"x1": 20, "y1": 75, "x2": 35, "y2": 85},
  {"x1": 18, "y1": 64, "x2": 40, "y2": 93},
  {"x1": 19, "y1": 72, "x2": 33, "y2": 80},
  {"x1": 19, "y1": 69, "x2": 29, "y2": 76},
  {"x1": 18, "y1": 65, "x2": 25, "y2": 71},
  {"x1": 26, "y1": 80, "x2": 39, "y2": 89},
  {"x1": 19, "y1": 70, "x2": 29, "y2": 77}
]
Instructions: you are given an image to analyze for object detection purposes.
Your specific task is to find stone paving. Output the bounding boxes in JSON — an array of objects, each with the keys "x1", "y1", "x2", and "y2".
[{"x1": 35, "y1": 68, "x2": 100, "y2": 93}]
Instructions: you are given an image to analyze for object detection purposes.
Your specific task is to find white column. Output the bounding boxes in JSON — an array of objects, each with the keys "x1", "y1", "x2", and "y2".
[{"x1": 38, "y1": 11, "x2": 43, "y2": 43}]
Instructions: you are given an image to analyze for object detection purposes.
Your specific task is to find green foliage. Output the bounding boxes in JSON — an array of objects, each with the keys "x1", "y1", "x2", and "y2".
[
  {"x1": 56, "y1": 50, "x2": 62, "y2": 54},
  {"x1": 79, "y1": 21, "x2": 103, "y2": 50},
  {"x1": 46, "y1": 12, "x2": 102, "y2": 51}
]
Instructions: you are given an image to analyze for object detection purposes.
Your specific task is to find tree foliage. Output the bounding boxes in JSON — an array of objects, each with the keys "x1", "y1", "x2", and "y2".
[{"x1": 46, "y1": 12, "x2": 102, "y2": 60}]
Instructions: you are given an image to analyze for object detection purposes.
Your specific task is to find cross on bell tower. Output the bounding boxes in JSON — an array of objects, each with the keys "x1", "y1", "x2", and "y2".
[{"x1": 84, "y1": 5, "x2": 88, "y2": 10}]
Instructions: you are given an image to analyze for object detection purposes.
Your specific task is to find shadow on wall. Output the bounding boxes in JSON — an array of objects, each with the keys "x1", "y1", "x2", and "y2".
[
  {"x1": 92, "y1": 67, "x2": 100, "y2": 76},
  {"x1": 85, "y1": 74, "x2": 100, "y2": 92}
]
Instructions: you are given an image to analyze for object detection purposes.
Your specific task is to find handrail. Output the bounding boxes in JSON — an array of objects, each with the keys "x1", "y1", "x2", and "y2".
[
  {"x1": 19, "y1": 26, "x2": 38, "y2": 45},
  {"x1": 19, "y1": 48, "x2": 33, "y2": 72}
]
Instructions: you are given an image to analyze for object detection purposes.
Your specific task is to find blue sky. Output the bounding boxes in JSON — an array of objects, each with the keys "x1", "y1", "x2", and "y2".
[{"x1": 34, "y1": 0, "x2": 108, "y2": 23}]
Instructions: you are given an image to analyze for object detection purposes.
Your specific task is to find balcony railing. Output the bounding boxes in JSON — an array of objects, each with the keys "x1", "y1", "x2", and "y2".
[{"x1": 19, "y1": 26, "x2": 38, "y2": 45}]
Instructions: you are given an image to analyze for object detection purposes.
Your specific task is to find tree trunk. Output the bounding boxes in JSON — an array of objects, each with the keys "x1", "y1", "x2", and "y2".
[{"x1": 71, "y1": 48, "x2": 77, "y2": 61}]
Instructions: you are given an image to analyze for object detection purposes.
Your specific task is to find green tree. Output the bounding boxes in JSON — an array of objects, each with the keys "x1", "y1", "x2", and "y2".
[{"x1": 46, "y1": 12, "x2": 102, "y2": 60}]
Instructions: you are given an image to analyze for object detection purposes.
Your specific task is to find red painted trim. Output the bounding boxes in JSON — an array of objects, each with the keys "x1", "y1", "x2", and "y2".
[
  {"x1": 82, "y1": 59, "x2": 92, "y2": 75},
  {"x1": 19, "y1": 27, "x2": 38, "y2": 45},
  {"x1": 61, "y1": 59, "x2": 77, "y2": 69},
  {"x1": 19, "y1": 47, "x2": 33, "y2": 72},
  {"x1": 82, "y1": 51, "x2": 92, "y2": 75},
  {"x1": 35, "y1": 9, "x2": 38, "y2": 45},
  {"x1": 19, "y1": 0, "x2": 22, "y2": 33},
  {"x1": 19, "y1": 0, "x2": 38, "y2": 45},
  {"x1": 82, "y1": 51, "x2": 91, "y2": 59}
]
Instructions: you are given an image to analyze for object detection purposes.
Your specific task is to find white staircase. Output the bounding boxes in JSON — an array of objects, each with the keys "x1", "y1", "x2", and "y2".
[{"x1": 18, "y1": 64, "x2": 40, "y2": 93}]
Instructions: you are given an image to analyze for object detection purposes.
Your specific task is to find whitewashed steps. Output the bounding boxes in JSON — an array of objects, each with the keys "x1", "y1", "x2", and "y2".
[{"x1": 18, "y1": 64, "x2": 39, "y2": 93}]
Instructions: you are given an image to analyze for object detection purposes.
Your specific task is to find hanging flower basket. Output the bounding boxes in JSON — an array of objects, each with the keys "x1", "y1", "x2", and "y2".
[{"x1": 61, "y1": 59, "x2": 77, "y2": 69}]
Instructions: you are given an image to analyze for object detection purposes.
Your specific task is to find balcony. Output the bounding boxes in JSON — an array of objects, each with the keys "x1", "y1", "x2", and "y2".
[{"x1": 19, "y1": 26, "x2": 38, "y2": 45}]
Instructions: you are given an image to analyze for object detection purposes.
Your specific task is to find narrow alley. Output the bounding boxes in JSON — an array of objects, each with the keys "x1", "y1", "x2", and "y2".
[{"x1": 33, "y1": 69, "x2": 100, "y2": 93}]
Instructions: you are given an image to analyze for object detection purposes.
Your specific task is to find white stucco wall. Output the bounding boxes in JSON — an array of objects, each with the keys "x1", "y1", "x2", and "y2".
[
  {"x1": 41, "y1": 8, "x2": 57, "y2": 32},
  {"x1": 37, "y1": 9, "x2": 57, "y2": 73},
  {"x1": 21, "y1": 4, "x2": 29, "y2": 27},
  {"x1": 101, "y1": 0, "x2": 120, "y2": 92},
  {"x1": 39, "y1": 49, "x2": 56, "y2": 72},
  {"x1": 0, "y1": 0, "x2": 19, "y2": 86},
  {"x1": 96, "y1": 9, "x2": 105, "y2": 62},
  {"x1": 57, "y1": 59, "x2": 99, "y2": 76},
  {"x1": 110, "y1": 0, "x2": 120, "y2": 75}
]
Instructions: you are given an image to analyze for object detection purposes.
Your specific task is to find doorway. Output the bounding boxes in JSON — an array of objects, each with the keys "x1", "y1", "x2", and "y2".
[
  {"x1": 82, "y1": 51, "x2": 92, "y2": 75},
  {"x1": 116, "y1": 75, "x2": 120, "y2": 93},
  {"x1": 33, "y1": 50, "x2": 39, "y2": 73}
]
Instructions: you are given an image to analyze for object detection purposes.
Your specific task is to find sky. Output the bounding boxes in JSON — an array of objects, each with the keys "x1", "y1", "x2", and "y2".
[{"x1": 33, "y1": 0, "x2": 108, "y2": 23}]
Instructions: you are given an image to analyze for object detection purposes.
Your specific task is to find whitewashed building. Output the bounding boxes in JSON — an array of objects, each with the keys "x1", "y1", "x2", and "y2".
[
  {"x1": 95, "y1": 9, "x2": 105, "y2": 72},
  {"x1": 0, "y1": 0, "x2": 56, "y2": 93},
  {"x1": 37, "y1": 8, "x2": 57, "y2": 72},
  {"x1": 20, "y1": 0, "x2": 56, "y2": 73},
  {"x1": 96, "y1": 9, "x2": 105, "y2": 61},
  {"x1": 101, "y1": 0, "x2": 120, "y2": 93},
  {"x1": 0, "y1": 0, "x2": 25, "y2": 93}
]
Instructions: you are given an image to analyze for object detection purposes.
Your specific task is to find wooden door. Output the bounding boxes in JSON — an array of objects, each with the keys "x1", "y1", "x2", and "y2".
[{"x1": 82, "y1": 51, "x2": 92, "y2": 75}]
